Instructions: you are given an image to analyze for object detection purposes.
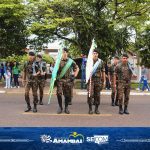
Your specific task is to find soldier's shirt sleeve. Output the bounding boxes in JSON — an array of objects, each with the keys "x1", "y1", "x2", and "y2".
[
  {"x1": 36, "y1": 62, "x2": 41, "y2": 72},
  {"x1": 23, "y1": 62, "x2": 27, "y2": 73},
  {"x1": 42, "y1": 62, "x2": 47, "y2": 72},
  {"x1": 112, "y1": 66, "x2": 115, "y2": 75},
  {"x1": 101, "y1": 61, "x2": 105, "y2": 72},
  {"x1": 108, "y1": 66, "x2": 111, "y2": 73},
  {"x1": 114, "y1": 65, "x2": 119, "y2": 75},
  {"x1": 72, "y1": 61, "x2": 79, "y2": 72}
]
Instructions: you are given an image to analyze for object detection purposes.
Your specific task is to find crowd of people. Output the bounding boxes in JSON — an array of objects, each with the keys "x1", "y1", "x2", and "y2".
[{"x1": 0, "y1": 62, "x2": 20, "y2": 88}]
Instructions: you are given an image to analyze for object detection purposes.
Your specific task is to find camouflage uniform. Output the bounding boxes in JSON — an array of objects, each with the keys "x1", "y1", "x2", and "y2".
[
  {"x1": 87, "y1": 59, "x2": 105, "y2": 114},
  {"x1": 23, "y1": 61, "x2": 40, "y2": 111},
  {"x1": 115, "y1": 62, "x2": 133, "y2": 114},
  {"x1": 37, "y1": 61, "x2": 47, "y2": 104},
  {"x1": 108, "y1": 63, "x2": 119, "y2": 106},
  {"x1": 56, "y1": 58, "x2": 79, "y2": 113}
]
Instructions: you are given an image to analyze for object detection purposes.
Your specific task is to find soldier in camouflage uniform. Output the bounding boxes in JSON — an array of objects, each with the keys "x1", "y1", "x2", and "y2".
[
  {"x1": 22, "y1": 51, "x2": 40, "y2": 113},
  {"x1": 114, "y1": 53, "x2": 136, "y2": 115},
  {"x1": 56, "y1": 48, "x2": 79, "y2": 114},
  {"x1": 87, "y1": 49, "x2": 105, "y2": 114},
  {"x1": 108, "y1": 56, "x2": 119, "y2": 106},
  {"x1": 36, "y1": 54, "x2": 47, "y2": 105}
]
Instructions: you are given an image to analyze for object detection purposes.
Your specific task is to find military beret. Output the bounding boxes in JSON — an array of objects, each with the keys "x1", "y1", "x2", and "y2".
[
  {"x1": 114, "y1": 55, "x2": 120, "y2": 59},
  {"x1": 28, "y1": 50, "x2": 35, "y2": 56},
  {"x1": 93, "y1": 49, "x2": 99, "y2": 54},
  {"x1": 37, "y1": 54, "x2": 42, "y2": 58},
  {"x1": 63, "y1": 48, "x2": 69, "y2": 53},
  {"x1": 122, "y1": 53, "x2": 129, "y2": 58}
]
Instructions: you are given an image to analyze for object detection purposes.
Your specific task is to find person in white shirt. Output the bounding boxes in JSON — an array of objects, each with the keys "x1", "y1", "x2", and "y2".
[{"x1": 4, "y1": 69, "x2": 11, "y2": 88}]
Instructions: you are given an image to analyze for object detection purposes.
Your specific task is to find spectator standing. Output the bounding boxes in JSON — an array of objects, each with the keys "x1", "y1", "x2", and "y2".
[
  {"x1": 4, "y1": 68, "x2": 11, "y2": 88},
  {"x1": 105, "y1": 62, "x2": 111, "y2": 90},
  {"x1": 81, "y1": 54, "x2": 87, "y2": 89},
  {"x1": 12, "y1": 61, "x2": 20, "y2": 88},
  {"x1": 0, "y1": 63, "x2": 5, "y2": 80},
  {"x1": 138, "y1": 65, "x2": 148, "y2": 90}
]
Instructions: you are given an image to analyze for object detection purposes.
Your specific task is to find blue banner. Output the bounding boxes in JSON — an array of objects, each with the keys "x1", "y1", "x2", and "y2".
[{"x1": 0, "y1": 127, "x2": 150, "y2": 150}]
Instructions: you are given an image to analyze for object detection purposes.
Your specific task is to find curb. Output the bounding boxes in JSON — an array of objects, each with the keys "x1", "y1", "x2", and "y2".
[
  {"x1": 76, "y1": 91, "x2": 150, "y2": 96},
  {"x1": 1, "y1": 90, "x2": 150, "y2": 96},
  {"x1": 0, "y1": 91, "x2": 6, "y2": 94}
]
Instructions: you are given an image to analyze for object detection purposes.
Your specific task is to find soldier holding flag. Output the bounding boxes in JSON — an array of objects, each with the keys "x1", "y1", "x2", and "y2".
[
  {"x1": 87, "y1": 49, "x2": 105, "y2": 114},
  {"x1": 56, "y1": 48, "x2": 79, "y2": 114}
]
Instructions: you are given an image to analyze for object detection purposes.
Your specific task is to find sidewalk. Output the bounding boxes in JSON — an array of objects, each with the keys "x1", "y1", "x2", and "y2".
[{"x1": 0, "y1": 86, "x2": 150, "y2": 95}]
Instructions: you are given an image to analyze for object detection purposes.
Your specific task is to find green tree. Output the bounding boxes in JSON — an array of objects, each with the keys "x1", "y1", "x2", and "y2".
[
  {"x1": 28, "y1": 0, "x2": 150, "y2": 59},
  {"x1": 135, "y1": 26, "x2": 150, "y2": 68},
  {"x1": 0, "y1": 0, "x2": 28, "y2": 57}
]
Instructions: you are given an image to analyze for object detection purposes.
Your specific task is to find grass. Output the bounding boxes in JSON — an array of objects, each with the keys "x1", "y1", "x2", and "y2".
[{"x1": 74, "y1": 80, "x2": 141, "y2": 90}]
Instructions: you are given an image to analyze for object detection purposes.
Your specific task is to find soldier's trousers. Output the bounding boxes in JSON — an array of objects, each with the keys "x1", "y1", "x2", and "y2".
[
  {"x1": 87, "y1": 78, "x2": 102, "y2": 106},
  {"x1": 38, "y1": 79, "x2": 45, "y2": 99},
  {"x1": 117, "y1": 81, "x2": 131, "y2": 106},
  {"x1": 25, "y1": 81, "x2": 38, "y2": 105},
  {"x1": 71, "y1": 81, "x2": 74, "y2": 98},
  {"x1": 56, "y1": 80, "x2": 72, "y2": 106},
  {"x1": 111, "y1": 81, "x2": 119, "y2": 100}
]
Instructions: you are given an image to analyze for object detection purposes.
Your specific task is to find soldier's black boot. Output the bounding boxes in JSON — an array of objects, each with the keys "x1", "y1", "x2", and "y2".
[
  {"x1": 111, "y1": 98, "x2": 115, "y2": 106},
  {"x1": 115, "y1": 99, "x2": 119, "y2": 106},
  {"x1": 95, "y1": 105, "x2": 100, "y2": 114},
  {"x1": 39, "y1": 97, "x2": 43, "y2": 105},
  {"x1": 57, "y1": 95, "x2": 63, "y2": 114},
  {"x1": 37, "y1": 99, "x2": 39, "y2": 104},
  {"x1": 68, "y1": 98, "x2": 72, "y2": 105},
  {"x1": 64, "y1": 97, "x2": 70, "y2": 114},
  {"x1": 33, "y1": 104, "x2": 37, "y2": 113},
  {"x1": 24, "y1": 104, "x2": 32, "y2": 112},
  {"x1": 88, "y1": 104, "x2": 93, "y2": 114},
  {"x1": 64, "y1": 106, "x2": 70, "y2": 114},
  {"x1": 124, "y1": 105, "x2": 130, "y2": 114},
  {"x1": 119, "y1": 105, "x2": 124, "y2": 115},
  {"x1": 57, "y1": 107, "x2": 63, "y2": 114}
]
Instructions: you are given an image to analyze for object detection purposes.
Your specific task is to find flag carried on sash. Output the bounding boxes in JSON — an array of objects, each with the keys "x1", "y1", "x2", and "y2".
[
  {"x1": 57, "y1": 58, "x2": 74, "y2": 80},
  {"x1": 48, "y1": 47, "x2": 63, "y2": 104},
  {"x1": 86, "y1": 39, "x2": 97, "y2": 83},
  {"x1": 91, "y1": 58, "x2": 102, "y2": 76}
]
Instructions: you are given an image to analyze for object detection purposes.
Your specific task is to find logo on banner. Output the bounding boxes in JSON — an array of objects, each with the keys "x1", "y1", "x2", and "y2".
[
  {"x1": 40, "y1": 132, "x2": 84, "y2": 144},
  {"x1": 40, "y1": 135, "x2": 52, "y2": 143},
  {"x1": 86, "y1": 135, "x2": 109, "y2": 144}
]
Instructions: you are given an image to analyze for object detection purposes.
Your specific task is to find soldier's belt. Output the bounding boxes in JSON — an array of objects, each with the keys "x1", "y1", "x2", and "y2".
[
  {"x1": 39, "y1": 75, "x2": 45, "y2": 77},
  {"x1": 58, "y1": 79, "x2": 71, "y2": 82},
  {"x1": 27, "y1": 80, "x2": 37, "y2": 83},
  {"x1": 118, "y1": 80, "x2": 131, "y2": 83},
  {"x1": 38, "y1": 76, "x2": 45, "y2": 80},
  {"x1": 92, "y1": 76, "x2": 102, "y2": 79}
]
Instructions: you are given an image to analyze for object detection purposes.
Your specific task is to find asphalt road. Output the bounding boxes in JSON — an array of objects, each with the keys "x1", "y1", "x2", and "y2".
[{"x1": 0, "y1": 93, "x2": 150, "y2": 127}]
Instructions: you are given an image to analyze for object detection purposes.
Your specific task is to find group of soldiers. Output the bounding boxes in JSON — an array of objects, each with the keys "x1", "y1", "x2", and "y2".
[
  {"x1": 22, "y1": 48, "x2": 136, "y2": 115},
  {"x1": 22, "y1": 52, "x2": 47, "y2": 112}
]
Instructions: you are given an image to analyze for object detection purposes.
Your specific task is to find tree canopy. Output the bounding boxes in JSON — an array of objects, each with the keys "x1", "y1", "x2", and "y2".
[
  {"x1": 28, "y1": 0, "x2": 149, "y2": 59},
  {"x1": 0, "y1": 0, "x2": 28, "y2": 57},
  {"x1": 0, "y1": 0, "x2": 150, "y2": 66},
  {"x1": 135, "y1": 26, "x2": 150, "y2": 68}
]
